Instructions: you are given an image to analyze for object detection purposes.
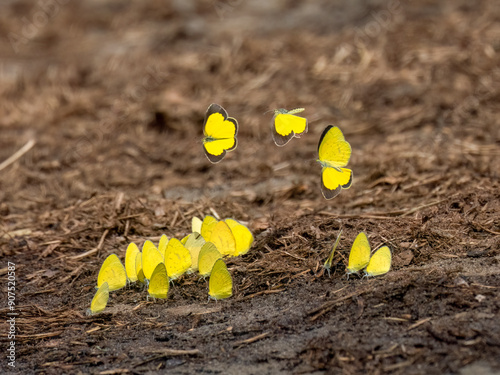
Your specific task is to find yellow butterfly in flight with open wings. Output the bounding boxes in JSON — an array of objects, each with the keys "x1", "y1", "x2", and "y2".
[
  {"x1": 271, "y1": 108, "x2": 308, "y2": 146},
  {"x1": 202, "y1": 103, "x2": 238, "y2": 163},
  {"x1": 317, "y1": 125, "x2": 353, "y2": 199}
]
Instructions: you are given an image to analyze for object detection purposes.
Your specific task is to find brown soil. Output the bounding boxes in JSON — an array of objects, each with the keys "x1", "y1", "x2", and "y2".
[{"x1": 1, "y1": 1, "x2": 500, "y2": 374}]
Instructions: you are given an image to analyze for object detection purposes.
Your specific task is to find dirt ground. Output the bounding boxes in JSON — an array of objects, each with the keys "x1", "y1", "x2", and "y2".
[{"x1": 1, "y1": 0, "x2": 500, "y2": 374}]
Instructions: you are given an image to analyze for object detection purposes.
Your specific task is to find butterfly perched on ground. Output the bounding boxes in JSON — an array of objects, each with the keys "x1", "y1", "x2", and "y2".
[
  {"x1": 97, "y1": 254, "x2": 127, "y2": 291},
  {"x1": 89, "y1": 281, "x2": 109, "y2": 315},
  {"x1": 164, "y1": 238, "x2": 192, "y2": 280},
  {"x1": 141, "y1": 240, "x2": 163, "y2": 281},
  {"x1": 209, "y1": 259, "x2": 233, "y2": 300},
  {"x1": 198, "y1": 242, "x2": 222, "y2": 277},
  {"x1": 202, "y1": 103, "x2": 238, "y2": 163},
  {"x1": 365, "y1": 246, "x2": 392, "y2": 277},
  {"x1": 148, "y1": 263, "x2": 169, "y2": 299},
  {"x1": 323, "y1": 230, "x2": 342, "y2": 276},
  {"x1": 271, "y1": 108, "x2": 308, "y2": 146},
  {"x1": 125, "y1": 243, "x2": 140, "y2": 283},
  {"x1": 317, "y1": 125, "x2": 353, "y2": 199},
  {"x1": 346, "y1": 232, "x2": 392, "y2": 277},
  {"x1": 346, "y1": 232, "x2": 370, "y2": 275}
]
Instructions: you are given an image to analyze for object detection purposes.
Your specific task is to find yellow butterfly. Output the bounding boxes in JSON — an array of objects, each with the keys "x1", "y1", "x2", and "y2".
[
  {"x1": 142, "y1": 240, "x2": 164, "y2": 280},
  {"x1": 209, "y1": 221, "x2": 236, "y2": 256},
  {"x1": 148, "y1": 263, "x2": 169, "y2": 299},
  {"x1": 183, "y1": 232, "x2": 206, "y2": 273},
  {"x1": 225, "y1": 218, "x2": 254, "y2": 256},
  {"x1": 202, "y1": 103, "x2": 238, "y2": 163},
  {"x1": 323, "y1": 230, "x2": 342, "y2": 276},
  {"x1": 347, "y1": 232, "x2": 371, "y2": 275},
  {"x1": 365, "y1": 246, "x2": 392, "y2": 277},
  {"x1": 158, "y1": 234, "x2": 169, "y2": 256},
  {"x1": 271, "y1": 108, "x2": 308, "y2": 146},
  {"x1": 164, "y1": 238, "x2": 192, "y2": 280},
  {"x1": 192, "y1": 216, "x2": 203, "y2": 234},
  {"x1": 135, "y1": 252, "x2": 145, "y2": 283},
  {"x1": 89, "y1": 281, "x2": 109, "y2": 315},
  {"x1": 200, "y1": 215, "x2": 219, "y2": 241},
  {"x1": 198, "y1": 242, "x2": 222, "y2": 277},
  {"x1": 209, "y1": 259, "x2": 233, "y2": 300},
  {"x1": 125, "y1": 242, "x2": 140, "y2": 282},
  {"x1": 317, "y1": 125, "x2": 353, "y2": 199},
  {"x1": 97, "y1": 254, "x2": 127, "y2": 291}
]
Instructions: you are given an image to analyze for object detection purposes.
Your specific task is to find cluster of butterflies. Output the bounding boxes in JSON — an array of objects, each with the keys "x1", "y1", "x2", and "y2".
[
  {"x1": 202, "y1": 104, "x2": 353, "y2": 199},
  {"x1": 324, "y1": 231, "x2": 392, "y2": 277},
  {"x1": 89, "y1": 216, "x2": 254, "y2": 315}
]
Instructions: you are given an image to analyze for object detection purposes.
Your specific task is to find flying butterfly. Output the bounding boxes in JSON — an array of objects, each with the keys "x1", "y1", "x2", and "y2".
[
  {"x1": 202, "y1": 103, "x2": 238, "y2": 163},
  {"x1": 97, "y1": 254, "x2": 127, "y2": 291},
  {"x1": 148, "y1": 263, "x2": 169, "y2": 299},
  {"x1": 271, "y1": 108, "x2": 308, "y2": 146},
  {"x1": 89, "y1": 281, "x2": 109, "y2": 315},
  {"x1": 323, "y1": 230, "x2": 343, "y2": 276},
  {"x1": 209, "y1": 259, "x2": 233, "y2": 300},
  {"x1": 317, "y1": 125, "x2": 353, "y2": 199},
  {"x1": 365, "y1": 246, "x2": 392, "y2": 277},
  {"x1": 198, "y1": 242, "x2": 222, "y2": 277},
  {"x1": 346, "y1": 232, "x2": 371, "y2": 275}
]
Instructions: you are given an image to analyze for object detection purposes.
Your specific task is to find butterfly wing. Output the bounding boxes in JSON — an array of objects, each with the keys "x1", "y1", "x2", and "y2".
[
  {"x1": 225, "y1": 218, "x2": 254, "y2": 256},
  {"x1": 347, "y1": 232, "x2": 371, "y2": 274},
  {"x1": 158, "y1": 234, "x2": 169, "y2": 256},
  {"x1": 209, "y1": 259, "x2": 233, "y2": 300},
  {"x1": 164, "y1": 238, "x2": 192, "y2": 279},
  {"x1": 318, "y1": 126, "x2": 351, "y2": 167},
  {"x1": 125, "y1": 243, "x2": 140, "y2": 282},
  {"x1": 183, "y1": 232, "x2": 206, "y2": 272},
  {"x1": 97, "y1": 254, "x2": 126, "y2": 291},
  {"x1": 90, "y1": 281, "x2": 109, "y2": 314},
  {"x1": 142, "y1": 240, "x2": 164, "y2": 280},
  {"x1": 203, "y1": 104, "x2": 238, "y2": 163},
  {"x1": 365, "y1": 246, "x2": 392, "y2": 276},
  {"x1": 198, "y1": 242, "x2": 222, "y2": 277},
  {"x1": 135, "y1": 252, "x2": 145, "y2": 283},
  {"x1": 209, "y1": 221, "x2": 237, "y2": 256},
  {"x1": 201, "y1": 215, "x2": 219, "y2": 241},
  {"x1": 192, "y1": 216, "x2": 203, "y2": 234},
  {"x1": 148, "y1": 263, "x2": 169, "y2": 299}
]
